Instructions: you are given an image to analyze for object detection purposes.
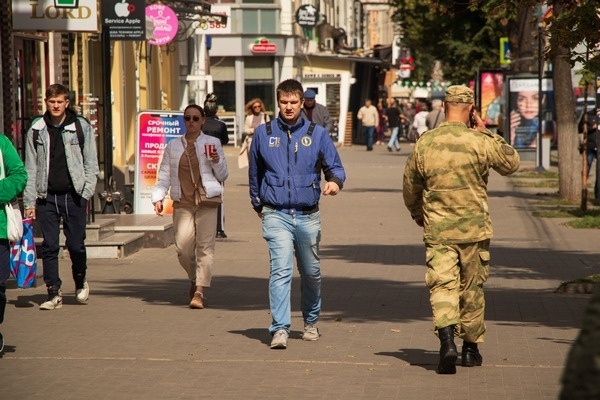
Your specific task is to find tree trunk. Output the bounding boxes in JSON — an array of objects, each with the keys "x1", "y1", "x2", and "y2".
[
  {"x1": 552, "y1": 3, "x2": 581, "y2": 203},
  {"x1": 509, "y1": 8, "x2": 537, "y2": 72}
]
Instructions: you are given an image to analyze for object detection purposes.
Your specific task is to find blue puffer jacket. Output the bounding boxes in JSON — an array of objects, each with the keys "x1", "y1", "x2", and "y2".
[{"x1": 249, "y1": 116, "x2": 345, "y2": 213}]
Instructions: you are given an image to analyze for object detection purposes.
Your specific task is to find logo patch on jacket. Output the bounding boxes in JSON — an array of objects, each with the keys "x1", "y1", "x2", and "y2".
[
  {"x1": 269, "y1": 137, "x2": 281, "y2": 147},
  {"x1": 301, "y1": 136, "x2": 312, "y2": 147}
]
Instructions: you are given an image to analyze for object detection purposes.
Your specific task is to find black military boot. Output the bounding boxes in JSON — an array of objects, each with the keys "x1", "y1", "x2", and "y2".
[
  {"x1": 437, "y1": 325, "x2": 458, "y2": 374},
  {"x1": 461, "y1": 341, "x2": 483, "y2": 367}
]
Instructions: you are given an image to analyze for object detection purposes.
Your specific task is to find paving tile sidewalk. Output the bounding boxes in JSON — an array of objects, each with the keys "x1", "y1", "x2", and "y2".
[{"x1": 0, "y1": 144, "x2": 596, "y2": 399}]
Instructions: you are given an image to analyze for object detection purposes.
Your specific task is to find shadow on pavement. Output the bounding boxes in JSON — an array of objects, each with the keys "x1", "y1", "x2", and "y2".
[{"x1": 375, "y1": 348, "x2": 438, "y2": 371}]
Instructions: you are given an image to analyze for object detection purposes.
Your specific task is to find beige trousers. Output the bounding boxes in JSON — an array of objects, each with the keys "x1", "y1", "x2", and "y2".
[{"x1": 173, "y1": 206, "x2": 218, "y2": 287}]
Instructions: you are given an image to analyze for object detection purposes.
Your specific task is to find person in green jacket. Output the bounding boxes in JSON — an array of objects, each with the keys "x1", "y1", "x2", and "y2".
[{"x1": 0, "y1": 134, "x2": 27, "y2": 353}]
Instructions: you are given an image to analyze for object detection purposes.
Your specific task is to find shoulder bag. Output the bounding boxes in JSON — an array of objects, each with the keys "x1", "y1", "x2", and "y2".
[{"x1": 0, "y1": 149, "x2": 24, "y2": 242}]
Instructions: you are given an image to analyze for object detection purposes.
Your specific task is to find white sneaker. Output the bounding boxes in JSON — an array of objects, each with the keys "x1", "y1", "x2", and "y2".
[
  {"x1": 76, "y1": 280, "x2": 89, "y2": 303},
  {"x1": 270, "y1": 329, "x2": 289, "y2": 349},
  {"x1": 40, "y1": 289, "x2": 63, "y2": 310},
  {"x1": 302, "y1": 323, "x2": 320, "y2": 341}
]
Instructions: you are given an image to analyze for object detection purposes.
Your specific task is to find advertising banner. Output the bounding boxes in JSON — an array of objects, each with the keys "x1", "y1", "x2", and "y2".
[
  {"x1": 102, "y1": 0, "x2": 146, "y2": 40},
  {"x1": 508, "y1": 77, "x2": 555, "y2": 149},
  {"x1": 478, "y1": 70, "x2": 504, "y2": 126},
  {"x1": 12, "y1": 0, "x2": 99, "y2": 32},
  {"x1": 135, "y1": 111, "x2": 184, "y2": 214}
]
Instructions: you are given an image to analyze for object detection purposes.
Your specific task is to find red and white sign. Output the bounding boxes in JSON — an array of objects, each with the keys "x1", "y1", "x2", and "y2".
[{"x1": 250, "y1": 38, "x2": 277, "y2": 54}]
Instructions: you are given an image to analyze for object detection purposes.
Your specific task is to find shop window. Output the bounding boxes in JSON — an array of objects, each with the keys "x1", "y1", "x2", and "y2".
[
  {"x1": 245, "y1": 81, "x2": 274, "y2": 115},
  {"x1": 243, "y1": 10, "x2": 259, "y2": 33},
  {"x1": 213, "y1": 81, "x2": 236, "y2": 112},
  {"x1": 237, "y1": 8, "x2": 279, "y2": 34}
]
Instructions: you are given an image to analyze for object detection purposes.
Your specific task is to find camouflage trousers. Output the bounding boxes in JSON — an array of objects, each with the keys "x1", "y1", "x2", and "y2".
[{"x1": 425, "y1": 240, "x2": 490, "y2": 343}]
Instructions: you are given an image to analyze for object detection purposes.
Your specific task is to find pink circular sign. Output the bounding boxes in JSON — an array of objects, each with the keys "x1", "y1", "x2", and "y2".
[{"x1": 145, "y1": 4, "x2": 178, "y2": 46}]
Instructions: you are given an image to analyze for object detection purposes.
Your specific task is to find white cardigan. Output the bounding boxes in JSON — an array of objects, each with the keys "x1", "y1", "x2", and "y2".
[{"x1": 151, "y1": 133, "x2": 228, "y2": 204}]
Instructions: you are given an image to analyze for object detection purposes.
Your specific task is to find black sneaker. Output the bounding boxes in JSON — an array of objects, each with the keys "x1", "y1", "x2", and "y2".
[
  {"x1": 216, "y1": 230, "x2": 228, "y2": 239},
  {"x1": 0, "y1": 332, "x2": 4, "y2": 353}
]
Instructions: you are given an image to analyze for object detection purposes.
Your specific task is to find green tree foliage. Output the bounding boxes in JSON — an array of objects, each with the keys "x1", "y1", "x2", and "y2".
[{"x1": 390, "y1": 1, "x2": 506, "y2": 83}]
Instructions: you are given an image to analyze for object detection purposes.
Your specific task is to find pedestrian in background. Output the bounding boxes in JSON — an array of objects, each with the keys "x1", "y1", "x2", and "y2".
[
  {"x1": 248, "y1": 79, "x2": 346, "y2": 350},
  {"x1": 426, "y1": 99, "x2": 445, "y2": 130},
  {"x1": 152, "y1": 104, "x2": 228, "y2": 309},
  {"x1": 385, "y1": 99, "x2": 407, "y2": 152},
  {"x1": 412, "y1": 102, "x2": 430, "y2": 138},
  {"x1": 301, "y1": 89, "x2": 333, "y2": 134},
  {"x1": 357, "y1": 98, "x2": 379, "y2": 151},
  {"x1": 375, "y1": 100, "x2": 387, "y2": 145},
  {"x1": 403, "y1": 85, "x2": 520, "y2": 374},
  {"x1": 0, "y1": 134, "x2": 27, "y2": 352},
  {"x1": 239, "y1": 98, "x2": 269, "y2": 169},
  {"x1": 203, "y1": 93, "x2": 229, "y2": 239},
  {"x1": 24, "y1": 83, "x2": 99, "y2": 310}
]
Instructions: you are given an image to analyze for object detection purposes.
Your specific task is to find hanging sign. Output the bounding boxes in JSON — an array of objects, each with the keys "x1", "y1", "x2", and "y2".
[
  {"x1": 102, "y1": 0, "x2": 146, "y2": 40},
  {"x1": 295, "y1": 5, "x2": 320, "y2": 28},
  {"x1": 145, "y1": 4, "x2": 178, "y2": 46}
]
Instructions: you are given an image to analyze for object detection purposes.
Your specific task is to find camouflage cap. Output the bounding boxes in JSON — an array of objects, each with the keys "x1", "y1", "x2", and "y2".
[{"x1": 445, "y1": 85, "x2": 474, "y2": 104}]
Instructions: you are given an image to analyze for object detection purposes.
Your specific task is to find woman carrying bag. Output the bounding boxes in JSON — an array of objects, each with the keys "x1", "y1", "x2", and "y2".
[
  {"x1": 152, "y1": 105, "x2": 229, "y2": 309},
  {"x1": 0, "y1": 134, "x2": 27, "y2": 352}
]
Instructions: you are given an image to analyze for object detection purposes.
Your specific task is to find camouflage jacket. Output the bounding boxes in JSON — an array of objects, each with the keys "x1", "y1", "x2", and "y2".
[{"x1": 403, "y1": 121, "x2": 520, "y2": 244}]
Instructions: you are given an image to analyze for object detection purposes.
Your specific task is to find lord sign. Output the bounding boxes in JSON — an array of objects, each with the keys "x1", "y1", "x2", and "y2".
[{"x1": 12, "y1": 0, "x2": 98, "y2": 31}]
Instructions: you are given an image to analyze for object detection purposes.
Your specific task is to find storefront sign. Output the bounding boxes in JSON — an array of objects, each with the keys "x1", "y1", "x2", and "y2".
[
  {"x1": 145, "y1": 4, "x2": 178, "y2": 46},
  {"x1": 195, "y1": 5, "x2": 231, "y2": 35},
  {"x1": 12, "y1": 0, "x2": 99, "y2": 32},
  {"x1": 135, "y1": 111, "x2": 185, "y2": 214},
  {"x1": 295, "y1": 5, "x2": 320, "y2": 28},
  {"x1": 102, "y1": 0, "x2": 145, "y2": 40},
  {"x1": 303, "y1": 73, "x2": 341, "y2": 83},
  {"x1": 250, "y1": 38, "x2": 277, "y2": 54}
]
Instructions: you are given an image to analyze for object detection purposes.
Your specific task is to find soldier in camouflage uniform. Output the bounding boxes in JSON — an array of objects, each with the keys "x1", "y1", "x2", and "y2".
[{"x1": 403, "y1": 85, "x2": 520, "y2": 374}]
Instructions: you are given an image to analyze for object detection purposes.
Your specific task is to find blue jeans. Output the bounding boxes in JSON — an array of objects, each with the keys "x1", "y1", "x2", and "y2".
[
  {"x1": 363, "y1": 126, "x2": 375, "y2": 149},
  {"x1": 387, "y1": 127, "x2": 400, "y2": 150},
  {"x1": 262, "y1": 207, "x2": 322, "y2": 334}
]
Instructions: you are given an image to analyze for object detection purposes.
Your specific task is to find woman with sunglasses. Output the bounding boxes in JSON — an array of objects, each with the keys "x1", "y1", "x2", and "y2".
[
  {"x1": 239, "y1": 98, "x2": 270, "y2": 168},
  {"x1": 151, "y1": 104, "x2": 229, "y2": 309}
]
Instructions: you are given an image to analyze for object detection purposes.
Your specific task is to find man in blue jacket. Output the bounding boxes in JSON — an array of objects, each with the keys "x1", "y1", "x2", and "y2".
[{"x1": 249, "y1": 79, "x2": 346, "y2": 349}]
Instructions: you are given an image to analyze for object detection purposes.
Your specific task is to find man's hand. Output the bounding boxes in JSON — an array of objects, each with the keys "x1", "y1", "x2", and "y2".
[
  {"x1": 25, "y1": 208, "x2": 36, "y2": 220},
  {"x1": 472, "y1": 111, "x2": 488, "y2": 132},
  {"x1": 323, "y1": 181, "x2": 340, "y2": 196}
]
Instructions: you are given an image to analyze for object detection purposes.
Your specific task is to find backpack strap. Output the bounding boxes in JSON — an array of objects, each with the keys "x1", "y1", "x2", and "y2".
[
  {"x1": 74, "y1": 117, "x2": 85, "y2": 156},
  {"x1": 31, "y1": 116, "x2": 86, "y2": 157},
  {"x1": 307, "y1": 122, "x2": 316, "y2": 136},
  {"x1": 266, "y1": 120, "x2": 273, "y2": 135}
]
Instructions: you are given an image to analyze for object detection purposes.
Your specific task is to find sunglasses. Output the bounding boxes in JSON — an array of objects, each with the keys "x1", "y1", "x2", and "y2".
[
  {"x1": 184, "y1": 115, "x2": 201, "y2": 122},
  {"x1": 253, "y1": 105, "x2": 261, "y2": 109}
]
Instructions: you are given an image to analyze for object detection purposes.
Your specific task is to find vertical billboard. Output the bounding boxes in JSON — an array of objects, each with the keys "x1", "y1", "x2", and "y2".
[
  {"x1": 508, "y1": 77, "x2": 555, "y2": 149},
  {"x1": 135, "y1": 111, "x2": 184, "y2": 214},
  {"x1": 478, "y1": 70, "x2": 504, "y2": 126}
]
